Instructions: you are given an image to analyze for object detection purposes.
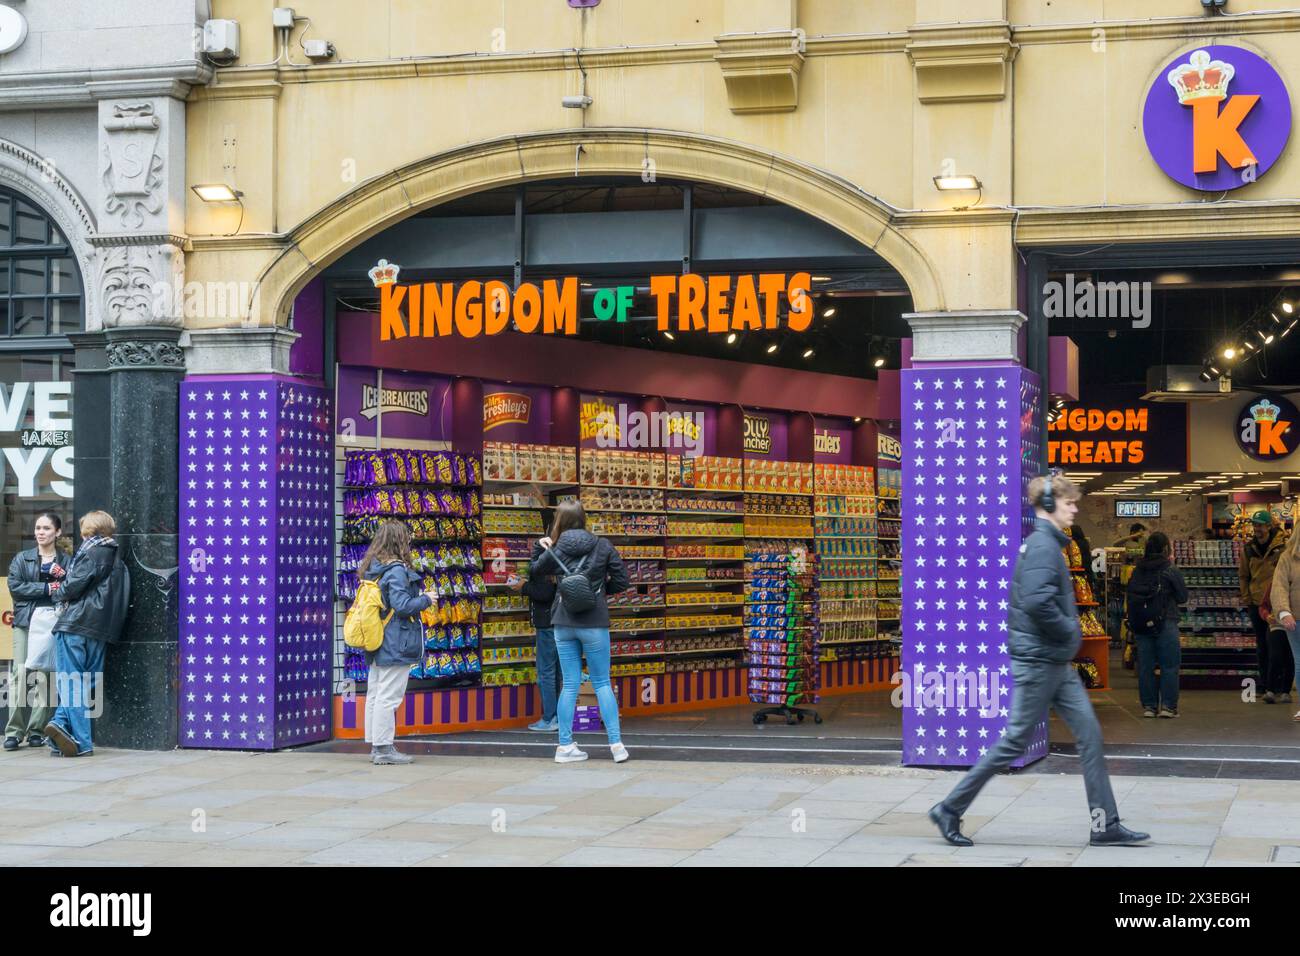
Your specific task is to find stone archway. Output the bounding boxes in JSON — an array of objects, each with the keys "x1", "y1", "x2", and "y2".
[{"x1": 252, "y1": 127, "x2": 944, "y2": 325}]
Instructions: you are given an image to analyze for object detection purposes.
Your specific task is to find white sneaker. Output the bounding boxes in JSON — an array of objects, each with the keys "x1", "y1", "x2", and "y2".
[
  {"x1": 555, "y1": 743, "x2": 588, "y2": 763},
  {"x1": 610, "y1": 742, "x2": 630, "y2": 764}
]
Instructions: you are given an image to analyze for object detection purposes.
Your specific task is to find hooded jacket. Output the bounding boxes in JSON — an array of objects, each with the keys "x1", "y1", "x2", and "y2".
[
  {"x1": 529, "y1": 529, "x2": 629, "y2": 629},
  {"x1": 1007, "y1": 518, "x2": 1082, "y2": 665},
  {"x1": 7, "y1": 547, "x2": 71, "y2": 630},
  {"x1": 1241, "y1": 527, "x2": 1285, "y2": 606},
  {"x1": 1270, "y1": 534, "x2": 1300, "y2": 628},
  {"x1": 1125, "y1": 555, "x2": 1188, "y2": 634},
  {"x1": 52, "y1": 539, "x2": 129, "y2": 644},
  {"x1": 363, "y1": 560, "x2": 432, "y2": 668}
]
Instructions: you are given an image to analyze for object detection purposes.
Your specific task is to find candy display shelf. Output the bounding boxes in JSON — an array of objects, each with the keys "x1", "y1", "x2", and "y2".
[{"x1": 1065, "y1": 539, "x2": 1108, "y2": 691}]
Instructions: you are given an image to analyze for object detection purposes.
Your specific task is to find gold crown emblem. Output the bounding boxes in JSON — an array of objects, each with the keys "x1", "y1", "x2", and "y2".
[
  {"x1": 1167, "y1": 50, "x2": 1235, "y2": 105},
  {"x1": 1251, "y1": 398, "x2": 1280, "y2": 424},
  {"x1": 368, "y1": 259, "x2": 401, "y2": 288}
]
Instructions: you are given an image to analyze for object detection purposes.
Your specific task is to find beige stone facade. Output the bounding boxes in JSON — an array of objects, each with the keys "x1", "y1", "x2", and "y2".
[{"x1": 183, "y1": 0, "x2": 1300, "y2": 330}]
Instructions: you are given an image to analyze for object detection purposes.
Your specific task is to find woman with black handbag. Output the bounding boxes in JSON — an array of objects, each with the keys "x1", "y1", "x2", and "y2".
[
  {"x1": 533, "y1": 501, "x2": 630, "y2": 764},
  {"x1": 1125, "y1": 531, "x2": 1188, "y2": 719}
]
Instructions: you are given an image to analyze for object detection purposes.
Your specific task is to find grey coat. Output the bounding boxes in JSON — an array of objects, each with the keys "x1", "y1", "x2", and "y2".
[
  {"x1": 1007, "y1": 518, "x2": 1082, "y2": 665},
  {"x1": 363, "y1": 561, "x2": 432, "y2": 668}
]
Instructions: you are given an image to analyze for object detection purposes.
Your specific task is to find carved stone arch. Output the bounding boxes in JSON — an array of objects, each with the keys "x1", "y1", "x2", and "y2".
[
  {"x1": 0, "y1": 136, "x2": 100, "y2": 327},
  {"x1": 251, "y1": 127, "x2": 945, "y2": 326}
]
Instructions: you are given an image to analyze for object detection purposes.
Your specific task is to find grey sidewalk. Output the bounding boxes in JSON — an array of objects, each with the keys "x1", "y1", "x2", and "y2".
[{"x1": 0, "y1": 745, "x2": 1295, "y2": 866}]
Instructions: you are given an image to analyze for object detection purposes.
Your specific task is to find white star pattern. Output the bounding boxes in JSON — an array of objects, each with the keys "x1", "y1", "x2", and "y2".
[{"x1": 900, "y1": 366, "x2": 1049, "y2": 767}]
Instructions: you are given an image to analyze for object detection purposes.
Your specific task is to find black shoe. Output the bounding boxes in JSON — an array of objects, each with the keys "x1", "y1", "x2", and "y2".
[
  {"x1": 26, "y1": 734, "x2": 44, "y2": 747},
  {"x1": 1090, "y1": 822, "x2": 1151, "y2": 846},
  {"x1": 43, "y1": 722, "x2": 77, "y2": 758},
  {"x1": 2, "y1": 736, "x2": 17, "y2": 751},
  {"x1": 929, "y1": 802, "x2": 974, "y2": 847}
]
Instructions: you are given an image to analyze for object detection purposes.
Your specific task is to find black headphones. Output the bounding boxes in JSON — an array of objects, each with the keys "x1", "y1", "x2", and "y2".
[{"x1": 1041, "y1": 475, "x2": 1056, "y2": 514}]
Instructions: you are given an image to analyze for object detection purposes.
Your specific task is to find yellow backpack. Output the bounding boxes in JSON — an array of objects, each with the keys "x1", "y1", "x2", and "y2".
[{"x1": 343, "y1": 579, "x2": 394, "y2": 652}]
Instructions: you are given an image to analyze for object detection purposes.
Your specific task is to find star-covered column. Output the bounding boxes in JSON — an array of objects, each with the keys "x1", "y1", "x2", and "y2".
[{"x1": 177, "y1": 377, "x2": 333, "y2": 750}]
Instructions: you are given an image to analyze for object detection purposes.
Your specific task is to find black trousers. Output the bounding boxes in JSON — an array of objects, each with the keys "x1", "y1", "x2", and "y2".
[{"x1": 1251, "y1": 605, "x2": 1294, "y2": 695}]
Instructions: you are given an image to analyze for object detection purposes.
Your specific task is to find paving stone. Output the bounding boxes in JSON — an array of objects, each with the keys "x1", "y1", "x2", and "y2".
[
  {"x1": 550, "y1": 846, "x2": 696, "y2": 867},
  {"x1": 301, "y1": 839, "x2": 456, "y2": 866}
]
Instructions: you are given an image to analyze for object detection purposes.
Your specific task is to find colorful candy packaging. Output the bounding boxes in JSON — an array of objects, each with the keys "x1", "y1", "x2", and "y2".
[
  {"x1": 410, "y1": 659, "x2": 426, "y2": 679},
  {"x1": 449, "y1": 625, "x2": 466, "y2": 649},
  {"x1": 437, "y1": 652, "x2": 456, "y2": 677},
  {"x1": 467, "y1": 456, "x2": 481, "y2": 486},
  {"x1": 465, "y1": 651, "x2": 482, "y2": 674}
]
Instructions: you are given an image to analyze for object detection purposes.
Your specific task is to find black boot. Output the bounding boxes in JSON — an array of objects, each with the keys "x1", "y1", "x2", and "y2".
[
  {"x1": 929, "y1": 802, "x2": 974, "y2": 847},
  {"x1": 1090, "y1": 821, "x2": 1151, "y2": 846}
]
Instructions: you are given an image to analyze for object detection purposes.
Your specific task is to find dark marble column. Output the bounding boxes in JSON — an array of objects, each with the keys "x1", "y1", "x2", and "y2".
[
  {"x1": 67, "y1": 331, "x2": 112, "y2": 516},
  {"x1": 95, "y1": 325, "x2": 184, "y2": 750}
]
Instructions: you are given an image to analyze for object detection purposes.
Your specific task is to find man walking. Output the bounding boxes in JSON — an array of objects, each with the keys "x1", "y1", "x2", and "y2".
[
  {"x1": 1240, "y1": 511, "x2": 1286, "y2": 702},
  {"x1": 929, "y1": 475, "x2": 1149, "y2": 848}
]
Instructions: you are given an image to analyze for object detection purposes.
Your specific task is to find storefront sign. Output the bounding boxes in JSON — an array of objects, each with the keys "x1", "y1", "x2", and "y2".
[
  {"x1": 580, "y1": 396, "x2": 620, "y2": 442},
  {"x1": 1116, "y1": 500, "x2": 1161, "y2": 519},
  {"x1": 1236, "y1": 394, "x2": 1298, "y2": 461},
  {"x1": 878, "y1": 432, "x2": 901, "y2": 465},
  {"x1": 743, "y1": 414, "x2": 773, "y2": 455},
  {"x1": 1143, "y1": 45, "x2": 1292, "y2": 191},
  {"x1": 0, "y1": 381, "x2": 73, "y2": 498},
  {"x1": 814, "y1": 429, "x2": 841, "y2": 457},
  {"x1": 1047, "y1": 391, "x2": 1187, "y2": 470},
  {"x1": 374, "y1": 268, "x2": 814, "y2": 341},
  {"x1": 483, "y1": 392, "x2": 532, "y2": 432},
  {"x1": 359, "y1": 384, "x2": 429, "y2": 420}
]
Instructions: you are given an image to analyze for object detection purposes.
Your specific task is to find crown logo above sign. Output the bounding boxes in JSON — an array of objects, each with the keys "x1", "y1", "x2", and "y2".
[
  {"x1": 1251, "y1": 398, "x2": 1281, "y2": 424},
  {"x1": 368, "y1": 259, "x2": 401, "y2": 288},
  {"x1": 1167, "y1": 49, "x2": 1235, "y2": 105}
]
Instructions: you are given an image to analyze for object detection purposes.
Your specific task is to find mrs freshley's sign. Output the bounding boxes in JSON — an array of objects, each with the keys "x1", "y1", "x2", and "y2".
[
  {"x1": 1048, "y1": 406, "x2": 1151, "y2": 465},
  {"x1": 370, "y1": 260, "x2": 815, "y2": 341}
]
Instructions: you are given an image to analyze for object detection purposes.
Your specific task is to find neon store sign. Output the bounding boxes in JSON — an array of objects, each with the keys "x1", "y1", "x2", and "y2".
[{"x1": 370, "y1": 260, "x2": 815, "y2": 341}]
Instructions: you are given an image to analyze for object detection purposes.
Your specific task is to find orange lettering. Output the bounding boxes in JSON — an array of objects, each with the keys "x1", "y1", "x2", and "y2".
[
  {"x1": 707, "y1": 276, "x2": 731, "y2": 334},
  {"x1": 483, "y1": 280, "x2": 511, "y2": 336},
  {"x1": 1128, "y1": 440, "x2": 1144, "y2": 464},
  {"x1": 1078, "y1": 441, "x2": 1094, "y2": 465},
  {"x1": 1259, "y1": 419, "x2": 1291, "y2": 456},
  {"x1": 1048, "y1": 440, "x2": 1059, "y2": 463},
  {"x1": 1060, "y1": 442, "x2": 1078, "y2": 464},
  {"x1": 455, "y1": 280, "x2": 483, "y2": 338},
  {"x1": 1067, "y1": 409, "x2": 1087, "y2": 431},
  {"x1": 1105, "y1": 410, "x2": 1123, "y2": 431},
  {"x1": 679, "y1": 274, "x2": 706, "y2": 331},
  {"x1": 544, "y1": 277, "x2": 579, "y2": 335},
  {"x1": 1192, "y1": 95, "x2": 1260, "y2": 174},
  {"x1": 1088, "y1": 409, "x2": 1105, "y2": 431},
  {"x1": 732, "y1": 274, "x2": 762, "y2": 330},
  {"x1": 379, "y1": 284, "x2": 407, "y2": 340},
  {"x1": 650, "y1": 275, "x2": 676, "y2": 331},
  {"x1": 1094, "y1": 441, "x2": 1112, "y2": 464},
  {"x1": 1125, "y1": 408, "x2": 1148, "y2": 432},
  {"x1": 787, "y1": 272, "x2": 814, "y2": 332},
  {"x1": 422, "y1": 282, "x2": 453, "y2": 337},
  {"x1": 759, "y1": 274, "x2": 786, "y2": 330},
  {"x1": 513, "y1": 283, "x2": 541, "y2": 334}
]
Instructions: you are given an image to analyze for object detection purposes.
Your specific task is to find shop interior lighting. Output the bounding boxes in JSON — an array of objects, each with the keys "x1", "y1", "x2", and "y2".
[
  {"x1": 726, "y1": 332, "x2": 737, "y2": 345},
  {"x1": 1222, "y1": 346, "x2": 1237, "y2": 360},
  {"x1": 873, "y1": 356, "x2": 886, "y2": 368},
  {"x1": 1285, "y1": 302, "x2": 1294, "y2": 314},
  {"x1": 812, "y1": 275, "x2": 832, "y2": 282},
  {"x1": 933, "y1": 175, "x2": 982, "y2": 191},
  {"x1": 766, "y1": 343, "x2": 778, "y2": 354},
  {"x1": 663, "y1": 331, "x2": 675, "y2": 341},
  {"x1": 802, "y1": 348, "x2": 815, "y2": 359},
  {"x1": 191, "y1": 183, "x2": 243, "y2": 203},
  {"x1": 822, "y1": 307, "x2": 837, "y2": 318}
]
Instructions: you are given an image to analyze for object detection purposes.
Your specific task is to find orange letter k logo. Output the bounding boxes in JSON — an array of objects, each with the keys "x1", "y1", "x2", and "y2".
[{"x1": 1191, "y1": 95, "x2": 1260, "y2": 174}]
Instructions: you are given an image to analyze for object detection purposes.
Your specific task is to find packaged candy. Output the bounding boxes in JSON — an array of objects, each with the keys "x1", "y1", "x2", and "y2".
[
  {"x1": 465, "y1": 651, "x2": 482, "y2": 674},
  {"x1": 437, "y1": 652, "x2": 456, "y2": 677},
  {"x1": 467, "y1": 456, "x2": 482, "y2": 486},
  {"x1": 452, "y1": 454, "x2": 468, "y2": 487}
]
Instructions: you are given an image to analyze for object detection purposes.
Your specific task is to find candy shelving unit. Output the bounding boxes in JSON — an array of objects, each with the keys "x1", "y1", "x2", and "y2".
[
  {"x1": 813, "y1": 463, "x2": 884, "y2": 668},
  {"x1": 747, "y1": 551, "x2": 822, "y2": 725},
  {"x1": 1173, "y1": 537, "x2": 1252, "y2": 689},
  {"x1": 1064, "y1": 537, "x2": 1109, "y2": 691}
]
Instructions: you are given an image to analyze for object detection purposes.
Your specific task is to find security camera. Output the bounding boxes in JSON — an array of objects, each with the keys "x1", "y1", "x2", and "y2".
[
  {"x1": 1201, "y1": 0, "x2": 1227, "y2": 12},
  {"x1": 562, "y1": 95, "x2": 593, "y2": 109}
]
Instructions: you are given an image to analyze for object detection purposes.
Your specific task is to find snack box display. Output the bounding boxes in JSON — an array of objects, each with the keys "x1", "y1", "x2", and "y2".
[
  {"x1": 483, "y1": 441, "x2": 577, "y2": 484},
  {"x1": 663, "y1": 613, "x2": 742, "y2": 630},
  {"x1": 610, "y1": 638, "x2": 668, "y2": 657},
  {"x1": 664, "y1": 544, "x2": 745, "y2": 559},
  {"x1": 482, "y1": 620, "x2": 538, "y2": 639},
  {"x1": 666, "y1": 494, "x2": 742, "y2": 514},
  {"x1": 621, "y1": 545, "x2": 666, "y2": 559},
  {"x1": 483, "y1": 594, "x2": 529, "y2": 613},
  {"x1": 744, "y1": 493, "x2": 813, "y2": 517},
  {"x1": 482, "y1": 509, "x2": 546, "y2": 535},
  {"x1": 667, "y1": 520, "x2": 744, "y2": 537},
  {"x1": 581, "y1": 487, "x2": 664, "y2": 512}
]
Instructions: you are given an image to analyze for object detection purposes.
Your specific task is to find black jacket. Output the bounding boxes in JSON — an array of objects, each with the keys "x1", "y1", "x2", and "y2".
[
  {"x1": 363, "y1": 561, "x2": 432, "y2": 668},
  {"x1": 522, "y1": 541, "x2": 557, "y2": 629},
  {"x1": 1126, "y1": 556, "x2": 1188, "y2": 634},
  {"x1": 53, "y1": 541, "x2": 129, "y2": 644},
  {"x1": 530, "y1": 530, "x2": 629, "y2": 629},
  {"x1": 1007, "y1": 518, "x2": 1082, "y2": 665},
  {"x1": 7, "y1": 547, "x2": 70, "y2": 629}
]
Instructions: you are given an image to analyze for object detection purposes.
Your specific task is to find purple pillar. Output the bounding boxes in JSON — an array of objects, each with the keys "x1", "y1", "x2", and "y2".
[
  {"x1": 899, "y1": 365, "x2": 1047, "y2": 768},
  {"x1": 178, "y1": 376, "x2": 334, "y2": 749}
]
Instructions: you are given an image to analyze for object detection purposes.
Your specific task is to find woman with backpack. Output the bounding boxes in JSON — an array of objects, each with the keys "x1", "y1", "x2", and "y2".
[
  {"x1": 357, "y1": 521, "x2": 438, "y2": 765},
  {"x1": 1125, "y1": 531, "x2": 1188, "y2": 719},
  {"x1": 531, "y1": 501, "x2": 631, "y2": 764},
  {"x1": 43, "y1": 511, "x2": 130, "y2": 758}
]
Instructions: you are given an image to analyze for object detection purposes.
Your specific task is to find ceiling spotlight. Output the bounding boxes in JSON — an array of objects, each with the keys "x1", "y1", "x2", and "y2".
[
  {"x1": 1243, "y1": 339, "x2": 1257, "y2": 352},
  {"x1": 802, "y1": 348, "x2": 814, "y2": 359},
  {"x1": 1270, "y1": 312, "x2": 1283, "y2": 327},
  {"x1": 1256, "y1": 328, "x2": 1271, "y2": 344},
  {"x1": 663, "y1": 331, "x2": 675, "y2": 341},
  {"x1": 1222, "y1": 346, "x2": 1237, "y2": 360},
  {"x1": 1284, "y1": 319, "x2": 1299, "y2": 338},
  {"x1": 822, "y1": 307, "x2": 837, "y2": 318},
  {"x1": 873, "y1": 357, "x2": 885, "y2": 368},
  {"x1": 812, "y1": 275, "x2": 832, "y2": 282},
  {"x1": 766, "y1": 343, "x2": 778, "y2": 354},
  {"x1": 1285, "y1": 301, "x2": 1294, "y2": 314},
  {"x1": 853, "y1": 417, "x2": 862, "y2": 423},
  {"x1": 726, "y1": 332, "x2": 737, "y2": 345}
]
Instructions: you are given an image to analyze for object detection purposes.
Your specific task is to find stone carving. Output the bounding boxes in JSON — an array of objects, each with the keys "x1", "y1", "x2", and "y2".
[
  {"x1": 98, "y1": 241, "x2": 183, "y2": 327},
  {"x1": 106, "y1": 339, "x2": 185, "y2": 369},
  {"x1": 102, "y1": 103, "x2": 164, "y2": 229}
]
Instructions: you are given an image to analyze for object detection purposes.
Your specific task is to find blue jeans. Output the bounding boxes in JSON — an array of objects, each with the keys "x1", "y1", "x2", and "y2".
[
  {"x1": 534, "y1": 627, "x2": 561, "y2": 722},
  {"x1": 553, "y1": 626, "x2": 621, "y2": 746},
  {"x1": 1135, "y1": 622, "x2": 1180, "y2": 712},
  {"x1": 48, "y1": 631, "x2": 107, "y2": 755}
]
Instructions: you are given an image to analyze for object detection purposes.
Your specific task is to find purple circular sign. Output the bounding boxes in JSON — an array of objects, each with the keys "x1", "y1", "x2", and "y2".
[{"x1": 1143, "y1": 45, "x2": 1291, "y2": 191}]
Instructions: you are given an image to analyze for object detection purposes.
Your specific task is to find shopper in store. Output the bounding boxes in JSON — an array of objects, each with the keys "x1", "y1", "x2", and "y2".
[
  {"x1": 1241, "y1": 511, "x2": 1287, "y2": 703},
  {"x1": 1270, "y1": 529, "x2": 1300, "y2": 719},
  {"x1": 1125, "y1": 531, "x2": 1188, "y2": 718},
  {"x1": 356, "y1": 520, "x2": 438, "y2": 765},
  {"x1": 1111, "y1": 523, "x2": 1147, "y2": 551},
  {"x1": 533, "y1": 501, "x2": 631, "y2": 764},
  {"x1": 930, "y1": 476, "x2": 1149, "y2": 848},
  {"x1": 42, "y1": 511, "x2": 129, "y2": 758},
  {"x1": 4, "y1": 513, "x2": 71, "y2": 751},
  {"x1": 514, "y1": 540, "x2": 561, "y2": 733}
]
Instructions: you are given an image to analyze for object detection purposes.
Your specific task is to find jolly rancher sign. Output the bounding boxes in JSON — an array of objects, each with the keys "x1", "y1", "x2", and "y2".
[{"x1": 369, "y1": 260, "x2": 816, "y2": 340}]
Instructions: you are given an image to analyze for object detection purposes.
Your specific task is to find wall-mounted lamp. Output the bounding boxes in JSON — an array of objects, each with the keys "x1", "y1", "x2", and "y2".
[
  {"x1": 933, "y1": 175, "x2": 982, "y2": 192},
  {"x1": 192, "y1": 183, "x2": 243, "y2": 203}
]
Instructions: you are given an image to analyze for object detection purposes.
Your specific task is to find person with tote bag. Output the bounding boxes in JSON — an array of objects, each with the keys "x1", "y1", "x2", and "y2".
[{"x1": 4, "y1": 513, "x2": 70, "y2": 750}]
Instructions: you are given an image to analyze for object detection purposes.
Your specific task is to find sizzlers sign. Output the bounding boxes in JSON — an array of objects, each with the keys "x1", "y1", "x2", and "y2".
[{"x1": 373, "y1": 266, "x2": 815, "y2": 341}]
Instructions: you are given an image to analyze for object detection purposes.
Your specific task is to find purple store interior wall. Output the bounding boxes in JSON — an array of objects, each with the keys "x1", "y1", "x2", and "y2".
[{"x1": 900, "y1": 365, "x2": 1048, "y2": 769}]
